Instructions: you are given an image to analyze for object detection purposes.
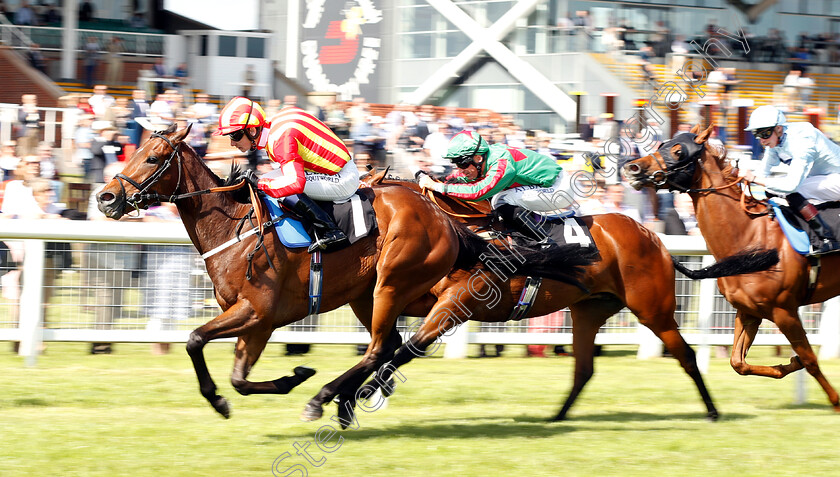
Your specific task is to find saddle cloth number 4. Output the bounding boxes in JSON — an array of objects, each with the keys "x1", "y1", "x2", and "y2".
[{"x1": 564, "y1": 220, "x2": 592, "y2": 247}]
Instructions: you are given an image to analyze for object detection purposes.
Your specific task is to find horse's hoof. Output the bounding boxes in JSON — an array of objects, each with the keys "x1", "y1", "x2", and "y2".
[
  {"x1": 336, "y1": 397, "x2": 356, "y2": 430},
  {"x1": 706, "y1": 411, "x2": 720, "y2": 422},
  {"x1": 381, "y1": 377, "x2": 397, "y2": 398},
  {"x1": 294, "y1": 366, "x2": 317, "y2": 381},
  {"x1": 211, "y1": 396, "x2": 231, "y2": 419},
  {"x1": 300, "y1": 401, "x2": 323, "y2": 421}
]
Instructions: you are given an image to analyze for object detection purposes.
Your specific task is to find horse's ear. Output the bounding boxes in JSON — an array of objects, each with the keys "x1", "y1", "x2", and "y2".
[
  {"x1": 172, "y1": 122, "x2": 192, "y2": 142},
  {"x1": 163, "y1": 122, "x2": 177, "y2": 134},
  {"x1": 695, "y1": 123, "x2": 714, "y2": 144},
  {"x1": 689, "y1": 124, "x2": 701, "y2": 134}
]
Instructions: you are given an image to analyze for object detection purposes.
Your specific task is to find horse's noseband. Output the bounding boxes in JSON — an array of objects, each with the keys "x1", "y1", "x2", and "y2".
[
  {"x1": 114, "y1": 132, "x2": 182, "y2": 210},
  {"x1": 650, "y1": 133, "x2": 705, "y2": 191}
]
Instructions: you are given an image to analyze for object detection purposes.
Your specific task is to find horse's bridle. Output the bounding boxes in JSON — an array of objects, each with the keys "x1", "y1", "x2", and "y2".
[
  {"x1": 113, "y1": 131, "x2": 248, "y2": 214},
  {"x1": 114, "y1": 131, "x2": 184, "y2": 212}
]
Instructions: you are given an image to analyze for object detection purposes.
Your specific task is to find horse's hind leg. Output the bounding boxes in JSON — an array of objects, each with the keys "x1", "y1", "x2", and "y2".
[
  {"x1": 230, "y1": 328, "x2": 317, "y2": 396},
  {"x1": 773, "y1": 309, "x2": 840, "y2": 411},
  {"x1": 186, "y1": 300, "x2": 263, "y2": 418},
  {"x1": 360, "y1": 317, "x2": 446, "y2": 399},
  {"x1": 553, "y1": 298, "x2": 622, "y2": 421}
]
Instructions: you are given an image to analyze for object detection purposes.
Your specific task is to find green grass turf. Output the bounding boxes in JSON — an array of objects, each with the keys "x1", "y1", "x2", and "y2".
[{"x1": 0, "y1": 342, "x2": 838, "y2": 477}]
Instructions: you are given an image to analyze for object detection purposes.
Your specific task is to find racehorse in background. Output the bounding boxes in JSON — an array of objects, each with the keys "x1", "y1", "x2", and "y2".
[
  {"x1": 623, "y1": 123, "x2": 840, "y2": 412},
  {"x1": 95, "y1": 124, "x2": 595, "y2": 420},
  {"x1": 359, "y1": 173, "x2": 778, "y2": 421}
]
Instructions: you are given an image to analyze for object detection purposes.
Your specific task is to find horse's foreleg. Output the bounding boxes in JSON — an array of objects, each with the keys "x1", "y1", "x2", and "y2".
[
  {"x1": 774, "y1": 309, "x2": 840, "y2": 411},
  {"x1": 301, "y1": 326, "x2": 402, "y2": 424},
  {"x1": 729, "y1": 311, "x2": 796, "y2": 378},
  {"x1": 186, "y1": 300, "x2": 260, "y2": 418},
  {"x1": 554, "y1": 300, "x2": 616, "y2": 421},
  {"x1": 230, "y1": 328, "x2": 317, "y2": 396},
  {"x1": 645, "y1": 321, "x2": 718, "y2": 421}
]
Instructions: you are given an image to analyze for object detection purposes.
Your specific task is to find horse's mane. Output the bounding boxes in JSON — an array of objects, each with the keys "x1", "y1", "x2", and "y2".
[
  {"x1": 702, "y1": 141, "x2": 767, "y2": 209},
  {"x1": 222, "y1": 163, "x2": 253, "y2": 204}
]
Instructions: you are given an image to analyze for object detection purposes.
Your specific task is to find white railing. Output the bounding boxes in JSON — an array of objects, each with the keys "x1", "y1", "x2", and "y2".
[
  {"x1": 0, "y1": 24, "x2": 166, "y2": 56},
  {"x1": 1, "y1": 219, "x2": 838, "y2": 367},
  {"x1": 0, "y1": 103, "x2": 73, "y2": 146}
]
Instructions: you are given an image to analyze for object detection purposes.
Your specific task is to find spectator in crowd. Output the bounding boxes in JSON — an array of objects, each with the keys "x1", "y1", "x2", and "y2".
[
  {"x1": 142, "y1": 201, "x2": 192, "y2": 355},
  {"x1": 189, "y1": 93, "x2": 217, "y2": 125},
  {"x1": 798, "y1": 70, "x2": 816, "y2": 105},
  {"x1": 17, "y1": 93, "x2": 40, "y2": 156},
  {"x1": 130, "y1": 11, "x2": 146, "y2": 29},
  {"x1": 126, "y1": 89, "x2": 149, "y2": 146},
  {"x1": 418, "y1": 119, "x2": 454, "y2": 178},
  {"x1": 0, "y1": 140, "x2": 19, "y2": 180},
  {"x1": 783, "y1": 69, "x2": 802, "y2": 106},
  {"x1": 42, "y1": 3, "x2": 60, "y2": 24},
  {"x1": 151, "y1": 57, "x2": 168, "y2": 95},
  {"x1": 602, "y1": 182, "x2": 644, "y2": 223},
  {"x1": 242, "y1": 64, "x2": 256, "y2": 97},
  {"x1": 88, "y1": 84, "x2": 115, "y2": 119},
  {"x1": 147, "y1": 92, "x2": 175, "y2": 129},
  {"x1": 14, "y1": 0, "x2": 34, "y2": 25},
  {"x1": 73, "y1": 113, "x2": 95, "y2": 174},
  {"x1": 85, "y1": 161, "x2": 140, "y2": 354},
  {"x1": 87, "y1": 121, "x2": 122, "y2": 186},
  {"x1": 105, "y1": 37, "x2": 125, "y2": 86},
  {"x1": 350, "y1": 114, "x2": 387, "y2": 171},
  {"x1": 82, "y1": 36, "x2": 99, "y2": 88},
  {"x1": 79, "y1": 0, "x2": 94, "y2": 22},
  {"x1": 27, "y1": 42, "x2": 46, "y2": 74}
]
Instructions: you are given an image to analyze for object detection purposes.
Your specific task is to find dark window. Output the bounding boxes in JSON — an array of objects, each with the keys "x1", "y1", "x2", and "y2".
[
  {"x1": 246, "y1": 37, "x2": 265, "y2": 58},
  {"x1": 219, "y1": 36, "x2": 237, "y2": 57}
]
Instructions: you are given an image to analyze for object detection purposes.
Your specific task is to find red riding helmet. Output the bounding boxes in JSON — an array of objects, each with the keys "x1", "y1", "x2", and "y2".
[{"x1": 214, "y1": 96, "x2": 267, "y2": 136}]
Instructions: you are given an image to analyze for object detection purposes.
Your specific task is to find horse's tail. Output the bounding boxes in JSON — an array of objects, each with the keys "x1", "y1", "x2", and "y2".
[
  {"x1": 672, "y1": 248, "x2": 779, "y2": 280},
  {"x1": 451, "y1": 222, "x2": 597, "y2": 291}
]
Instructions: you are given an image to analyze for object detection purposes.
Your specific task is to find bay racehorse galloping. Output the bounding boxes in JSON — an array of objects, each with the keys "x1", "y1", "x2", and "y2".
[
  {"x1": 623, "y1": 123, "x2": 840, "y2": 412},
  {"x1": 359, "y1": 175, "x2": 778, "y2": 421},
  {"x1": 96, "y1": 124, "x2": 593, "y2": 419}
]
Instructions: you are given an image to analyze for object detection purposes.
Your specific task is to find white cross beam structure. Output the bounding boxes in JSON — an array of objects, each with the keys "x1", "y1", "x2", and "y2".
[{"x1": 405, "y1": 0, "x2": 576, "y2": 122}]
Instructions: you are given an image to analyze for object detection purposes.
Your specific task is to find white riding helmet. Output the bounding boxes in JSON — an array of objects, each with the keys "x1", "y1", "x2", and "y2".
[{"x1": 745, "y1": 105, "x2": 786, "y2": 131}]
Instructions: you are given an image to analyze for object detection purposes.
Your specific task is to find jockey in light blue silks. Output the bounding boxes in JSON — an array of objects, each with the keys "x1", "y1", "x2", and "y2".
[{"x1": 740, "y1": 104, "x2": 840, "y2": 253}]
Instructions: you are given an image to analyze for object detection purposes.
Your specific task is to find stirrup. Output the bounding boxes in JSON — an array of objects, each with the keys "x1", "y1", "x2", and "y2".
[
  {"x1": 308, "y1": 231, "x2": 348, "y2": 253},
  {"x1": 816, "y1": 239, "x2": 840, "y2": 255}
]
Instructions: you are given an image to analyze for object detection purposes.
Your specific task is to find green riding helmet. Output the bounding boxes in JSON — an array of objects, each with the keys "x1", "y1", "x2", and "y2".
[{"x1": 443, "y1": 131, "x2": 490, "y2": 168}]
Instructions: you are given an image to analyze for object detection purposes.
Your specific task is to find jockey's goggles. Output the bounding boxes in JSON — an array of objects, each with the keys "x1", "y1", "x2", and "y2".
[
  {"x1": 227, "y1": 129, "x2": 247, "y2": 141},
  {"x1": 450, "y1": 137, "x2": 483, "y2": 168},
  {"x1": 754, "y1": 127, "x2": 775, "y2": 140},
  {"x1": 226, "y1": 99, "x2": 254, "y2": 142}
]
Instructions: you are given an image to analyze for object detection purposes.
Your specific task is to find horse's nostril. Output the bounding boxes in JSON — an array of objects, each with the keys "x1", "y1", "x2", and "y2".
[
  {"x1": 625, "y1": 163, "x2": 640, "y2": 174},
  {"x1": 99, "y1": 192, "x2": 115, "y2": 203}
]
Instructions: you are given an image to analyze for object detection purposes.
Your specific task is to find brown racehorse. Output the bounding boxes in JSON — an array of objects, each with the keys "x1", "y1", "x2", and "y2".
[
  {"x1": 622, "y1": 123, "x2": 840, "y2": 412},
  {"x1": 358, "y1": 174, "x2": 778, "y2": 421},
  {"x1": 95, "y1": 124, "x2": 594, "y2": 419}
]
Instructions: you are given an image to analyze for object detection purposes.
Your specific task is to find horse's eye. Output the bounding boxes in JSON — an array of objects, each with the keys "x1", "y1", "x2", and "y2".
[{"x1": 146, "y1": 156, "x2": 159, "y2": 164}]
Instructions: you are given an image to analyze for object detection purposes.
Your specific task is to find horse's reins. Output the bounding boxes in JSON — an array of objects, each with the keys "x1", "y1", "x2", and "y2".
[
  {"x1": 116, "y1": 131, "x2": 274, "y2": 279},
  {"x1": 423, "y1": 188, "x2": 489, "y2": 218}
]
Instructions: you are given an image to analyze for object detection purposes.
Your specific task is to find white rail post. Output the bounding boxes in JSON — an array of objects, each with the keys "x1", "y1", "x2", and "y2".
[
  {"x1": 696, "y1": 254, "x2": 717, "y2": 375},
  {"x1": 18, "y1": 239, "x2": 46, "y2": 367},
  {"x1": 442, "y1": 321, "x2": 470, "y2": 359},
  {"x1": 818, "y1": 296, "x2": 840, "y2": 360}
]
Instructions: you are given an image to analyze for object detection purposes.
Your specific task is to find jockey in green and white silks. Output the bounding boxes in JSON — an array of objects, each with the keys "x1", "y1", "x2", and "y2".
[
  {"x1": 417, "y1": 130, "x2": 574, "y2": 214},
  {"x1": 417, "y1": 130, "x2": 576, "y2": 239}
]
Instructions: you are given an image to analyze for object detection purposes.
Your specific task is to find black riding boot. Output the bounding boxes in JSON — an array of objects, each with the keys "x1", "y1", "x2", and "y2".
[
  {"x1": 787, "y1": 193, "x2": 840, "y2": 254},
  {"x1": 283, "y1": 194, "x2": 348, "y2": 252},
  {"x1": 495, "y1": 204, "x2": 547, "y2": 242}
]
